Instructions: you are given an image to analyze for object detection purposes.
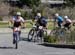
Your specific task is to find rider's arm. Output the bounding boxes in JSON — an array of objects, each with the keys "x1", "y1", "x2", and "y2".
[
  {"x1": 21, "y1": 17, "x2": 25, "y2": 23},
  {"x1": 21, "y1": 17, "x2": 26, "y2": 28},
  {"x1": 34, "y1": 16, "x2": 38, "y2": 22},
  {"x1": 10, "y1": 17, "x2": 15, "y2": 24}
]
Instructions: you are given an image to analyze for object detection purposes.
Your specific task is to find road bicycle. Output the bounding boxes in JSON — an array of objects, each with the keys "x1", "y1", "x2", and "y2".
[
  {"x1": 28, "y1": 23, "x2": 47, "y2": 43},
  {"x1": 50, "y1": 27, "x2": 71, "y2": 44}
]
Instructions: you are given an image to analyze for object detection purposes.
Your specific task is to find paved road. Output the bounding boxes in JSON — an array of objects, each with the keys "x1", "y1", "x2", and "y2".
[{"x1": 0, "y1": 28, "x2": 75, "y2": 55}]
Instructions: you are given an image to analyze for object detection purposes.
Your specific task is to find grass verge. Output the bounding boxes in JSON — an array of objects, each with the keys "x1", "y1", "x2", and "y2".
[{"x1": 0, "y1": 21, "x2": 54, "y2": 30}]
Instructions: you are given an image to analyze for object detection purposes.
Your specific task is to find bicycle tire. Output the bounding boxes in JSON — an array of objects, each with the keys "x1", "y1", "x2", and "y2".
[
  {"x1": 15, "y1": 33, "x2": 18, "y2": 49},
  {"x1": 15, "y1": 39, "x2": 18, "y2": 49},
  {"x1": 50, "y1": 29, "x2": 57, "y2": 36},
  {"x1": 28, "y1": 29, "x2": 35, "y2": 41}
]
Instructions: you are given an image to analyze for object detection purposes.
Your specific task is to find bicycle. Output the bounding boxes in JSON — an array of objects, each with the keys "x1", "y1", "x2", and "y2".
[
  {"x1": 50, "y1": 26, "x2": 71, "y2": 44},
  {"x1": 28, "y1": 22, "x2": 47, "y2": 43}
]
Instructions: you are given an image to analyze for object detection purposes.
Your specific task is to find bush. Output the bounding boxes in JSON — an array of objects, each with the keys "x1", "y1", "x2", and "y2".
[
  {"x1": 9, "y1": 8, "x2": 21, "y2": 16},
  {"x1": 21, "y1": 11, "x2": 30, "y2": 20},
  {"x1": 9, "y1": 7, "x2": 32, "y2": 20},
  {"x1": 0, "y1": 16, "x2": 3, "y2": 21},
  {"x1": 44, "y1": 35, "x2": 57, "y2": 43}
]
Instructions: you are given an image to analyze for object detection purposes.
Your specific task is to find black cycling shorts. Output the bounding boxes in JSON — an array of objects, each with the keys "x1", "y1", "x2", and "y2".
[
  {"x1": 58, "y1": 21, "x2": 63, "y2": 27},
  {"x1": 14, "y1": 22, "x2": 21, "y2": 27},
  {"x1": 64, "y1": 23, "x2": 71, "y2": 27}
]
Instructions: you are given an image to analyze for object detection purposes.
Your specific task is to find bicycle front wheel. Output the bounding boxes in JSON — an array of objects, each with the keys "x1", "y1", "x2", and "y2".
[{"x1": 28, "y1": 29, "x2": 35, "y2": 41}]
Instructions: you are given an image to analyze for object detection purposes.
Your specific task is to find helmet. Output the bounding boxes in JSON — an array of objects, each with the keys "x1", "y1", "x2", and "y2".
[
  {"x1": 16, "y1": 12, "x2": 21, "y2": 16},
  {"x1": 64, "y1": 16, "x2": 68, "y2": 19},
  {"x1": 37, "y1": 13, "x2": 41, "y2": 17},
  {"x1": 55, "y1": 13, "x2": 59, "y2": 17}
]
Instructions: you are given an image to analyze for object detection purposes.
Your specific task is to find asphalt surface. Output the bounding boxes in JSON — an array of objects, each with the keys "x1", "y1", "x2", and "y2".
[{"x1": 0, "y1": 28, "x2": 75, "y2": 55}]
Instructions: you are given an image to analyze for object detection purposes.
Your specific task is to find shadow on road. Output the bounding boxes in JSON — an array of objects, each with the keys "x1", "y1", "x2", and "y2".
[
  {"x1": 37, "y1": 43, "x2": 75, "y2": 49},
  {"x1": 20, "y1": 37, "x2": 40, "y2": 42},
  {"x1": 0, "y1": 47, "x2": 15, "y2": 49},
  {"x1": 20, "y1": 37, "x2": 28, "y2": 41}
]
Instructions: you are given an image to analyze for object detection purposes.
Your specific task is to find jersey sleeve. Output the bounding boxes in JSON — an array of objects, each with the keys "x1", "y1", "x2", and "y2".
[
  {"x1": 12, "y1": 16, "x2": 16, "y2": 21},
  {"x1": 20, "y1": 17, "x2": 25, "y2": 22},
  {"x1": 35, "y1": 16, "x2": 39, "y2": 20}
]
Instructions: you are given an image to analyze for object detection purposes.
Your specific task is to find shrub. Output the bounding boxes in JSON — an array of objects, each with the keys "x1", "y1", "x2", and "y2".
[
  {"x1": 0, "y1": 16, "x2": 3, "y2": 21},
  {"x1": 44, "y1": 35, "x2": 57, "y2": 43},
  {"x1": 21, "y1": 11, "x2": 30, "y2": 20}
]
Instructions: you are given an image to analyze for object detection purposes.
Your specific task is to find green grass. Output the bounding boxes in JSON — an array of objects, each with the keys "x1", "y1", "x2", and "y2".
[
  {"x1": 0, "y1": 22, "x2": 9, "y2": 28},
  {"x1": 25, "y1": 21, "x2": 54, "y2": 29},
  {"x1": 25, "y1": 22, "x2": 32, "y2": 28},
  {"x1": 0, "y1": 21, "x2": 54, "y2": 29},
  {"x1": 47, "y1": 21, "x2": 54, "y2": 30}
]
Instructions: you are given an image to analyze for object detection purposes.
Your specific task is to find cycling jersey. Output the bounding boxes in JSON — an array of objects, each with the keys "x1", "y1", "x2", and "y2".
[
  {"x1": 41, "y1": 17, "x2": 47, "y2": 24},
  {"x1": 55, "y1": 16, "x2": 63, "y2": 28},
  {"x1": 64, "y1": 18, "x2": 72, "y2": 29},
  {"x1": 57, "y1": 16, "x2": 63, "y2": 23},
  {"x1": 13, "y1": 16, "x2": 24, "y2": 27},
  {"x1": 65, "y1": 19, "x2": 72, "y2": 23},
  {"x1": 35, "y1": 16, "x2": 39, "y2": 20},
  {"x1": 36, "y1": 16, "x2": 47, "y2": 27}
]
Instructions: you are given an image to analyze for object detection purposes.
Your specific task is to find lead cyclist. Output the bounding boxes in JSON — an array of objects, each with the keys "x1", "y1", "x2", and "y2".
[{"x1": 10, "y1": 12, "x2": 25, "y2": 44}]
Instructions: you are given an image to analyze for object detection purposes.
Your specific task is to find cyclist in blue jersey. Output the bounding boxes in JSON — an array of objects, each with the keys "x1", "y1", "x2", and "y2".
[{"x1": 54, "y1": 13, "x2": 64, "y2": 28}]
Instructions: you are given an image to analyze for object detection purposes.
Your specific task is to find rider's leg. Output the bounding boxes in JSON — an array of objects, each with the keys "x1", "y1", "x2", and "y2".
[
  {"x1": 58, "y1": 21, "x2": 63, "y2": 28},
  {"x1": 13, "y1": 32, "x2": 16, "y2": 44},
  {"x1": 58, "y1": 22, "x2": 64, "y2": 35},
  {"x1": 19, "y1": 31, "x2": 21, "y2": 35},
  {"x1": 58, "y1": 22, "x2": 61, "y2": 28},
  {"x1": 64, "y1": 23, "x2": 71, "y2": 30},
  {"x1": 19, "y1": 31, "x2": 21, "y2": 40},
  {"x1": 18, "y1": 26, "x2": 21, "y2": 40},
  {"x1": 67, "y1": 23, "x2": 71, "y2": 30}
]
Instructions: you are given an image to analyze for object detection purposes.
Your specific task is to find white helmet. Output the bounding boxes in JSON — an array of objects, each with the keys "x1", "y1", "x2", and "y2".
[
  {"x1": 37, "y1": 13, "x2": 41, "y2": 17},
  {"x1": 16, "y1": 12, "x2": 21, "y2": 16},
  {"x1": 64, "y1": 16, "x2": 68, "y2": 19},
  {"x1": 55, "y1": 13, "x2": 59, "y2": 17}
]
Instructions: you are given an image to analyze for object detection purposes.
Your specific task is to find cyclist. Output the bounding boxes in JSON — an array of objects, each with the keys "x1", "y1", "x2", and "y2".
[
  {"x1": 11, "y1": 12, "x2": 25, "y2": 44},
  {"x1": 64, "y1": 16, "x2": 72, "y2": 30},
  {"x1": 54, "y1": 13, "x2": 64, "y2": 28},
  {"x1": 35, "y1": 13, "x2": 47, "y2": 29}
]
